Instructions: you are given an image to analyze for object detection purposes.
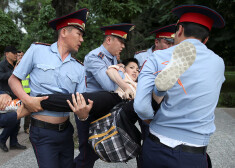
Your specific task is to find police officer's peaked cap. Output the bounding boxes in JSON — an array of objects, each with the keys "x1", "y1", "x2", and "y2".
[
  {"x1": 48, "y1": 8, "x2": 89, "y2": 32},
  {"x1": 100, "y1": 23, "x2": 135, "y2": 40},
  {"x1": 150, "y1": 24, "x2": 176, "y2": 40},
  {"x1": 172, "y1": 5, "x2": 225, "y2": 30}
]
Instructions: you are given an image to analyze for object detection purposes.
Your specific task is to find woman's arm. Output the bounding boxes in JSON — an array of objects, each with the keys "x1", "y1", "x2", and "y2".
[{"x1": 106, "y1": 67, "x2": 134, "y2": 99}]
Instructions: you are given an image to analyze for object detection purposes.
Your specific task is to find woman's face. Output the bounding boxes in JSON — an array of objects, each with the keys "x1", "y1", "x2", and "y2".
[{"x1": 125, "y1": 62, "x2": 139, "y2": 82}]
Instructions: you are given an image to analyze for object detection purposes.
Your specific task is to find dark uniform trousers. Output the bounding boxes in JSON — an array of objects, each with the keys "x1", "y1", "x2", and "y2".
[
  {"x1": 40, "y1": 91, "x2": 160, "y2": 168},
  {"x1": 29, "y1": 122, "x2": 74, "y2": 168},
  {"x1": 0, "y1": 112, "x2": 20, "y2": 146},
  {"x1": 40, "y1": 92, "x2": 123, "y2": 168},
  {"x1": 74, "y1": 118, "x2": 99, "y2": 168},
  {"x1": 142, "y1": 136, "x2": 208, "y2": 168}
]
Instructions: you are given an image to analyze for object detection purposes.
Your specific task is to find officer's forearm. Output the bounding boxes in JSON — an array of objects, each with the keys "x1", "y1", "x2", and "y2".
[{"x1": 8, "y1": 74, "x2": 30, "y2": 103}]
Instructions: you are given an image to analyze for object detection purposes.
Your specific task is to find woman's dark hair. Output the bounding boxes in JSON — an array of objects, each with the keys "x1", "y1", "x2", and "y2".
[
  {"x1": 176, "y1": 22, "x2": 210, "y2": 42},
  {"x1": 122, "y1": 58, "x2": 139, "y2": 67}
]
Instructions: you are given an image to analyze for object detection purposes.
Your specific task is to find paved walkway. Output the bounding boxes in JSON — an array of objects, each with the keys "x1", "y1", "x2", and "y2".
[{"x1": 0, "y1": 108, "x2": 234, "y2": 168}]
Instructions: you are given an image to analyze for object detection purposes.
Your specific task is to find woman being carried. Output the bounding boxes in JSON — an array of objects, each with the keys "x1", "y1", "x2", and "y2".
[{"x1": 39, "y1": 58, "x2": 146, "y2": 123}]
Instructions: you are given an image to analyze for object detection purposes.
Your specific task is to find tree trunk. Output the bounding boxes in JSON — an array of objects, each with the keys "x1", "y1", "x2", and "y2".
[{"x1": 52, "y1": 0, "x2": 77, "y2": 17}]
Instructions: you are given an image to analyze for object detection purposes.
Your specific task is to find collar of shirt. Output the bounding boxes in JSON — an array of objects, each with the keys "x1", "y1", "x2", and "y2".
[
  {"x1": 150, "y1": 45, "x2": 155, "y2": 52},
  {"x1": 100, "y1": 45, "x2": 117, "y2": 65},
  {"x1": 50, "y1": 42, "x2": 72, "y2": 63}
]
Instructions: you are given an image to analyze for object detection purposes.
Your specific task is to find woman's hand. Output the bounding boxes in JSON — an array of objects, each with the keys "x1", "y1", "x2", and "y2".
[
  {"x1": 117, "y1": 63, "x2": 125, "y2": 73},
  {"x1": 123, "y1": 86, "x2": 135, "y2": 100},
  {"x1": 67, "y1": 92, "x2": 93, "y2": 120}
]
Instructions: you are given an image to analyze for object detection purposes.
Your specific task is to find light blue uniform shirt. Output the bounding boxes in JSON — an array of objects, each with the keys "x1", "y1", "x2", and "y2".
[
  {"x1": 84, "y1": 44, "x2": 124, "y2": 92},
  {"x1": 134, "y1": 39, "x2": 225, "y2": 146},
  {"x1": 13, "y1": 42, "x2": 86, "y2": 117},
  {"x1": 134, "y1": 46, "x2": 153, "y2": 68}
]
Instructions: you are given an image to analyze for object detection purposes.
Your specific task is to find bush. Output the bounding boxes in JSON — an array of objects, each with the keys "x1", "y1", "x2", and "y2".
[{"x1": 217, "y1": 92, "x2": 235, "y2": 107}]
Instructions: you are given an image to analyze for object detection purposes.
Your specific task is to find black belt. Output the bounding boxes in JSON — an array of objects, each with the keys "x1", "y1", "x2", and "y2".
[
  {"x1": 31, "y1": 117, "x2": 70, "y2": 131},
  {"x1": 149, "y1": 133, "x2": 207, "y2": 154}
]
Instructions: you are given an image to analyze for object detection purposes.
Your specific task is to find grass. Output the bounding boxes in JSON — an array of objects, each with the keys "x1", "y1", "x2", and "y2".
[{"x1": 218, "y1": 71, "x2": 235, "y2": 107}]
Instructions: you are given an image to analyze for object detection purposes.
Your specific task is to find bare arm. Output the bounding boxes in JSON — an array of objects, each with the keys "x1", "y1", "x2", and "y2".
[
  {"x1": 106, "y1": 67, "x2": 134, "y2": 99},
  {"x1": 106, "y1": 68, "x2": 129, "y2": 91},
  {"x1": 8, "y1": 74, "x2": 48, "y2": 112}
]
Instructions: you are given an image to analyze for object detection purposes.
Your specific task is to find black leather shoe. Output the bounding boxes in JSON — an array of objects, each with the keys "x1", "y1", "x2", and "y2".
[
  {"x1": 10, "y1": 143, "x2": 27, "y2": 150},
  {"x1": 0, "y1": 142, "x2": 8, "y2": 152}
]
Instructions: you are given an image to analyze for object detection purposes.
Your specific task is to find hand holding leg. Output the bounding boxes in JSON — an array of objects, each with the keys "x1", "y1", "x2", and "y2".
[{"x1": 67, "y1": 92, "x2": 93, "y2": 120}]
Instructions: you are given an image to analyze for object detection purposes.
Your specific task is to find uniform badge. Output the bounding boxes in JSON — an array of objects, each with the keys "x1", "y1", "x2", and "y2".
[
  {"x1": 86, "y1": 12, "x2": 89, "y2": 20},
  {"x1": 129, "y1": 25, "x2": 135, "y2": 31},
  {"x1": 123, "y1": 34, "x2": 127, "y2": 39}
]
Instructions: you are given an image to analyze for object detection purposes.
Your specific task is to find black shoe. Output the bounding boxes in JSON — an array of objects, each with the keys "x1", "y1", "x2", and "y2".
[
  {"x1": 0, "y1": 142, "x2": 8, "y2": 152},
  {"x1": 10, "y1": 143, "x2": 27, "y2": 150}
]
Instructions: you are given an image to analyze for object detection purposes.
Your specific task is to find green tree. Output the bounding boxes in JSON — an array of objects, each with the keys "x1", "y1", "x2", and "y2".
[
  {"x1": 52, "y1": 0, "x2": 77, "y2": 17},
  {"x1": 88, "y1": 0, "x2": 159, "y2": 59},
  {"x1": 19, "y1": 0, "x2": 56, "y2": 51},
  {"x1": 0, "y1": 0, "x2": 14, "y2": 11},
  {"x1": 8, "y1": 0, "x2": 234, "y2": 65},
  {"x1": 0, "y1": 9, "x2": 21, "y2": 57}
]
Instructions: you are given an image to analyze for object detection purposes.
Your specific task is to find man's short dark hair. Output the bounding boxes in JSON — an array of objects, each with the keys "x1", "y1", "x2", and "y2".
[
  {"x1": 122, "y1": 58, "x2": 139, "y2": 67},
  {"x1": 57, "y1": 26, "x2": 76, "y2": 37},
  {"x1": 4, "y1": 46, "x2": 17, "y2": 54},
  {"x1": 103, "y1": 35, "x2": 125, "y2": 44},
  {"x1": 176, "y1": 22, "x2": 210, "y2": 42}
]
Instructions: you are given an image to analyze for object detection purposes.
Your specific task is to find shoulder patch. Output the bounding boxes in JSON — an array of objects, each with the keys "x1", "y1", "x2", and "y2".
[
  {"x1": 97, "y1": 52, "x2": 105, "y2": 59},
  {"x1": 34, "y1": 42, "x2": 51, "y2": 46},
  {"x1": 72, "y1": 56, "x2": 84, "y2": 66},
  {"x1": 135, "y1": 49, "x2": 147, "y2": 55}
]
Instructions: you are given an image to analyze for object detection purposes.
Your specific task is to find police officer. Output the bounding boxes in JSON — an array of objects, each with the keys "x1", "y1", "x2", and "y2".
[
  {"x1": 134, "y1": 24, "x2": 175, "y2": 68},
  {"x1": 134, "y1": 4, "x2": 225, "y2": 168},
  {"x1": 74, "y1": 23, "x2": 135, "y2": 168},
  {"x1": 134, "y1": 24, "x2": 176, "y2": 141},
  {"x1": 8, "y1": 8, "x2": 89, "y2": 168}
]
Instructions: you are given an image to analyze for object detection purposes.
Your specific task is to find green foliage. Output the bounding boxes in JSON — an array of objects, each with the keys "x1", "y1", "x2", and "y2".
[
  {"x1": 0, "y1": 9, "x2": 21, "y2": 57},
  {"x1": 19, "y1": 1, "x2": 56, "y2": 51},
  {"x1": 89, "y1": 0, "x2": 152, "y2": 21},
  {"x1": 3, "y1": 0, "x2": 235, "y2": 65},
  {"x1": 218, "y1": 92, "x2": 235, "y2": 107},
  {"x1": 33, "y1": 4, "x2": 55, "y2": 43},
  {"x1": 75, "y1": 0, "x2": 120, "y2": 61},
  {"x1": 218, "y1": 70, "x2": 235, "y2": 107}
]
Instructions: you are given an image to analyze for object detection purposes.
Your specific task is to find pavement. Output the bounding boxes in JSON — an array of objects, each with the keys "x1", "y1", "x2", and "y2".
[{"x1": 0, "y1": 108, "x2": 234, "y2": 168}]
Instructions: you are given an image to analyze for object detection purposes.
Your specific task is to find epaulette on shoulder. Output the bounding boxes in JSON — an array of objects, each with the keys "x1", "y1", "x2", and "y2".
[
  {"x1": 34, "y1": 42, "x2": 51, "y2": 46},
  {"x1": 135, "y1": 49, "x2": 147, "y2": 55},
  {"x1": 97, "y1": 52, "x2": 105, "y2": 59},
  {"x1": 72, "y1": 56, "x2": 84, "y2": 66}
]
